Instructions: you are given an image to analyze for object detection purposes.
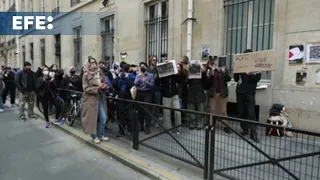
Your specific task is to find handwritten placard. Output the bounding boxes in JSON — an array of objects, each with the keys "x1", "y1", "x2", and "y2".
[{"x1": 233, "y1": 50, "x2": 276, "y2": 73}]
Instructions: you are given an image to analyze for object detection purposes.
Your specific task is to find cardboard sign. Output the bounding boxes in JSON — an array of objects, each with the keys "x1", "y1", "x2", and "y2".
[
  {"x1": 233, "y1": 50, "x2": 276, "y2": 73},
  {"x1": 157, "y1": 60, "x2": 178, "y2": 78},
  {"x1": 189, "y1": 60, "x2": 202, "y2": 79}
]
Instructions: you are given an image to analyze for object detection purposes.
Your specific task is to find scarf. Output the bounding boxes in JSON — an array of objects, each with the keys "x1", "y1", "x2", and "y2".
[{"x1": 84, "y1": 61, "x2": 101, "y2": 85}]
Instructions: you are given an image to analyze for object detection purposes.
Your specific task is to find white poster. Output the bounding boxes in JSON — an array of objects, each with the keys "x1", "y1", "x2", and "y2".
[
  {"x1": 157, "y1": 60, "x2": 178, "y2": 78},
  {"x1": 189, "y1": 60, "x2": 202, "y2": 79},
  {"x1": 316, "y1": 68, "x2": 320, "y2": 85},
  {"x1": 306, "y1": 42, "x2": 320, "y2": 64},
  {"x1": 201, "y1": 45, "x2": 210, "y2": 59}
]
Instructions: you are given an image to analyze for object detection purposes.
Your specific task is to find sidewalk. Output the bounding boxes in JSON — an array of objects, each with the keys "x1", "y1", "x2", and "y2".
[{"x1": 33, "y1": 109, "x2": 207, "y2": 180}]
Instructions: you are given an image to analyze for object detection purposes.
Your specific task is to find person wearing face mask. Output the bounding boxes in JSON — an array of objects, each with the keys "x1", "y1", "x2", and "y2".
[
  {"x1": 82, "y1": 57, "x2": 109, "y2": 144},
  {"x1": 134, "y1": 62, "x2": 155, "y2": 134},
  {"x1": 36, "y1": 67, "x2": 64, "y2": 128},
  {"x1": 15, "y1": 61, "x2": 37, "y2": 121},
  {"x1": 2, "y1": 66, "x2": 16, "y2": 107},
  {"x1": 109, "y1": 62, "x2": 120, "y2": 81},
  {"x1": 128, "y1": 64, "x2": 138, "y2": 81},
  {"x1": 112, "y1": 64, "x2": 134, "y2": 136}
]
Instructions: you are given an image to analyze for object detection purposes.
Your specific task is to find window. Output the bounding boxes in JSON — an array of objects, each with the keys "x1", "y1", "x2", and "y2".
[
  {"x1": 71, "y1": 0, "x2": 81, "y2": 7},
  {"x1": 224, "y1": 0, "x2": 275, "y2": 79},
  {"x1": 145, "y1": 0, "x2": 168, "y2": 63},
  {"x1": 54, "y1": 34, "x2": 61, "y2": 68},
  {"x1": 101, "y1": 16, "x2": 114, "y2": 68},
  {"x1": 21, "y1": 0, "x2": 25, "y2": 11},
  {"x1": 73, "y1": 27, "x2": 82, "y2": 71},
  {"x1": 40, "y1": 0, "x2": 44, "y2": 14},
  {"x1": 40, "y1": 39, "x2": 45, "y2": 66},
  {"x1": 29, "y1": 0, "x2": 33, "y2": 12},
  {"x1": 29, "y1": 42, "x2": 33, "y2": 63},
  {"x1": 22, "y1": 45, "x2": 25, "y2": 63},
  {"x1": 52, "y1": 0, "x2": 60, "y2": 17}
]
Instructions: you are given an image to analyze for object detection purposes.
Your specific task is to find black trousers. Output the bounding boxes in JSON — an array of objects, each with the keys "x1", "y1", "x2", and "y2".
[
  {"x1": 137, "y1": 91, "x2": 152, "y2": 129},
  {"x1": 237, "y1": 93, "x2": 257, "y2": 136},
  {"x1": 117, "y1": 101, "x2": 133, "y2": 133},
  {"x1": 41, "y1": 96, "x2": 63, "y2": 122},
  {"x1": 2, "y1": 85, "x2": 16, "y2": 105}
]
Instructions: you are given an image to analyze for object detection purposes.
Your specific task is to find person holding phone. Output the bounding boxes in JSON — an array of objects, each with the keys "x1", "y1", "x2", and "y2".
[{"x1": 82, "y1": 57, "x2": 109, "y2": 144}]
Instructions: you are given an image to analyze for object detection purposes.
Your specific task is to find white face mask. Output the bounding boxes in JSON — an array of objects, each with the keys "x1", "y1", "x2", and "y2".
[
  {"x1": 43, "y1": 71, "x2": 49, "y2": 76},
  {"x1": 49, "y1": 72, "x2": 55, "y2": 78}
]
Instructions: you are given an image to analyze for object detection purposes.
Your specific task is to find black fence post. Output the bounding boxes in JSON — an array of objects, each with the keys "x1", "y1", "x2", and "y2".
[
  {"x1": 208, "y1": 114, "x2": 216, "y2": 180},
  {"x1": 203, "y1": 115, "x2": 210, "y2": 180},
  {"x1": 132, "y1": 104, "x2": 139, "y2": 150}
]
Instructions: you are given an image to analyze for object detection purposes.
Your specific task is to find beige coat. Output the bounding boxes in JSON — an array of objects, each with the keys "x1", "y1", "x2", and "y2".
[{"x1": 81, "y1": 71, "x2": 108, "y2": 134}]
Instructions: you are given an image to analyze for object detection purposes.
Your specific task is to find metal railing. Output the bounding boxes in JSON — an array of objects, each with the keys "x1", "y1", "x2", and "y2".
[{"x1": 53, "y1": 89, "x2": 320, "y2": 180}]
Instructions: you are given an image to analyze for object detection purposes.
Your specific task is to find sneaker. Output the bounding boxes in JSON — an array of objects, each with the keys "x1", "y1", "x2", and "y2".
[
  {"x1": 54, "y1": 120, "x2": 63, "y2": 125},
  {"x1": 10, "y1": 104, "x2": 15, "y2": 108},
  {"x1": 176, "y1": 131, "x2": 181, "y2": 135},
  {"x1": 93, "y1": 137, "x2": 101, "y2": 144},
  {"x1": 20, "y1": 116, "x2": 26, "y2": 121},
  {"x1": 0, "y1": 109, "x2": 4, "y2": 112},
  {"x1": 29, "y1": 115, "x2": 37, "y2": 120},
  {"x1": 99, "y1": 136, "x2": 109, "y2": 141},
  {"x1": 45, "y1": 122, "x2": 52, "y2": 128}
]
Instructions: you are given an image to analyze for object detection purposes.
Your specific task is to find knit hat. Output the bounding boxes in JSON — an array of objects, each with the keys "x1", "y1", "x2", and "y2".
[{"x1": 24, "y1": 61, "x2": 31, "y2": 67}]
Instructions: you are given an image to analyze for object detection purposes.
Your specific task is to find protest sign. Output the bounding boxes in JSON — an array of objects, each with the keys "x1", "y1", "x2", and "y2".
[
  {"x1": 233, "y1": 50, "x2": 276, "y2": 73},
  {"x1": 157, "y1": 60, "x2": 178, "y2": 78},
  {"x1": 189, "y1": 60, "x2": 202, "y2": 79}
]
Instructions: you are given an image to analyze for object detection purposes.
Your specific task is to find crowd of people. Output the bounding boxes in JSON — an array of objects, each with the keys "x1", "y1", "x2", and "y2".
[{"x1": 0, "y1": 49, "x2": 261, "y2": 144}]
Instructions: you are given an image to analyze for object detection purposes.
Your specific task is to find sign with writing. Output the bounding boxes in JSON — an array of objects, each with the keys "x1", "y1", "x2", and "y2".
[{"x1": 233, "y1": 50, "x2": 276, "y2": 73}]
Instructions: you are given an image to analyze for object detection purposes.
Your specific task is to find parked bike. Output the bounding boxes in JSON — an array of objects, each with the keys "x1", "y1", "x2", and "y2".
[{"x1": 66, "y1": 93, "x2": 82, "y2": 126}]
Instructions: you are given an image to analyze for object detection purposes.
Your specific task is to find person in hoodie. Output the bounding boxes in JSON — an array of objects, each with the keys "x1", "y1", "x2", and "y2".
[
  {"x1": 112, "y1": 65, "x2": 134, "y2": 136},
  {"x1": 109, "y1": 62, "x2": 120, "y2": 81},
  {"x1": 2, "y1": 66, "x2": 16, "y2": 107},
  {"x1": 36, "y1": 66, "x2": 64, "y2": 128},
  {"x1": 134, "y1": 62, "x2": 155, "y2": 134},
  {"x1": 161, "y1": 60, "x2": 183, "y2": 134},
  {"x1": 187, "y1": 61, "x2": 207, "y2": 130},
  {"x1": 234, "y1": 49, "x2": 261, "y2": 143},
  {"x1": 206, "y1": 58, "x2": 232, "y2": 133}
]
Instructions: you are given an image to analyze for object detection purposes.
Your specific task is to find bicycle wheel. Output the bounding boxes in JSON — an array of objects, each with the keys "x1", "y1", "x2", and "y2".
[{"x1": 66, "y1": 102, "x2": 76, "y2": 126}]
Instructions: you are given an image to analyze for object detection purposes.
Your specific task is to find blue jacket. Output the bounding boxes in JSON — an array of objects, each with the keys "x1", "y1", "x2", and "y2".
[{"x1": 104, "y1": 76, "x2": 113, "y2": 96}]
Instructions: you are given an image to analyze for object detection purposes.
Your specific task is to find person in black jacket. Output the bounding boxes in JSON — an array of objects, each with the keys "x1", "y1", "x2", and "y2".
[
  {"x1": 161, "y1": 62, "x2": 183, "y2": 134},
  {"x1": 187, "y1": 62, "x2": 207, "y2": 130},
  {"x1": 112, "y1": 68, "x2": 134, "y2": 136},
  {"x1": 2, "y1": 66, "x2": 16, "y2": 107},
  {"x1": 16, "y1": 61, "x2": 37, "y2": 121},
  {"x1": 36, "y1": 66, "x2": 64, "y2": 128},
  {"x1": 234, "y1": 49, "x2": 261, "y2": 143}
]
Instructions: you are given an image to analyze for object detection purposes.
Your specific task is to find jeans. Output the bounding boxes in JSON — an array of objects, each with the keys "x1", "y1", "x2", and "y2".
[
  {"x1": 91, "y1": 99, "x2": 107, "y2": 139},
  {"x1": 163, "y1": 95, "x2": 181, "y2": 131},
  {"x1": 0, "y1": 96, "x2": 4, "y2": 109}
]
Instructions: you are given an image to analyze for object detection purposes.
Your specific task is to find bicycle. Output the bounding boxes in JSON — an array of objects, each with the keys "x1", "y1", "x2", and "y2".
[{"x1": 66, "y1": 93, "x2": 82, "y2": 126}]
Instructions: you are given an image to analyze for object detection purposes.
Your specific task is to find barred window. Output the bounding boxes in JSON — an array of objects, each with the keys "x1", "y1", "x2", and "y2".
[
  {"x1": 55, "y1": 34, "x2": 61, "y2": 68},
  {"x1": 22, "y1": 45, "x2": 25, "y2": 63},
  {"x1": 73, "y1": 27, "x2": 82, "y2": 71},
  {"x1": 29, "y1": 42, "x2": 33, "y2": 63},
  {"x1": 145, "y1": 0, "x2": 168, "y2": 63},
  {"x1": 101, "y1": 16, "x2": 114, "y2": 69},
  {"x1": 40, "y1": 39, "x2": 45, "y2": 66},
  {"x1": 224, "y1": 0, "x2": 275, "y2": 79}
]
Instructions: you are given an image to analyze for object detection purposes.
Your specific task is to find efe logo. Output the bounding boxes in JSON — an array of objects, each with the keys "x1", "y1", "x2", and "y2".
[{"x1": 12, "y1": 16, "x2": 53, "y2": 30}]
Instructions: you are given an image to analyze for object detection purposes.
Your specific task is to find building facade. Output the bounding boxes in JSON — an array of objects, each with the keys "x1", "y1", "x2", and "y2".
[{"x1": 1, "y1": 0, "x2": 320, "y2": 131}]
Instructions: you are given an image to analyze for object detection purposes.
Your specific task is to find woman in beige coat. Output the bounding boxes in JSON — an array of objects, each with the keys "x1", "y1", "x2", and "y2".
[{"x1": 82, "y1": 57, "x2": 109, "y2": 144}]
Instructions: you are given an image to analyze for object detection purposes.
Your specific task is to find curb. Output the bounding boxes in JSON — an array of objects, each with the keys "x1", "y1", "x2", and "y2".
[{"x1": 33, "y1": 111, "x2": 182, "y2": 180}]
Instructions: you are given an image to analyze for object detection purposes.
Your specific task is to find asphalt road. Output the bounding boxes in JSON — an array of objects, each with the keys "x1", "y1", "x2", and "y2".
[{"x1": 0, "y1": 105, "x2": 150, "y2": 180}]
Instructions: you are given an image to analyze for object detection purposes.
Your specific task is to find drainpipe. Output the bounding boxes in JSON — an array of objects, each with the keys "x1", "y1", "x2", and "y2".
[
  {"x1": 15, "y1": 0, "x2": 20, "y2": 68},
  {"x1": 186, "y1": 0, "x2": 193, "y2": 59}
]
